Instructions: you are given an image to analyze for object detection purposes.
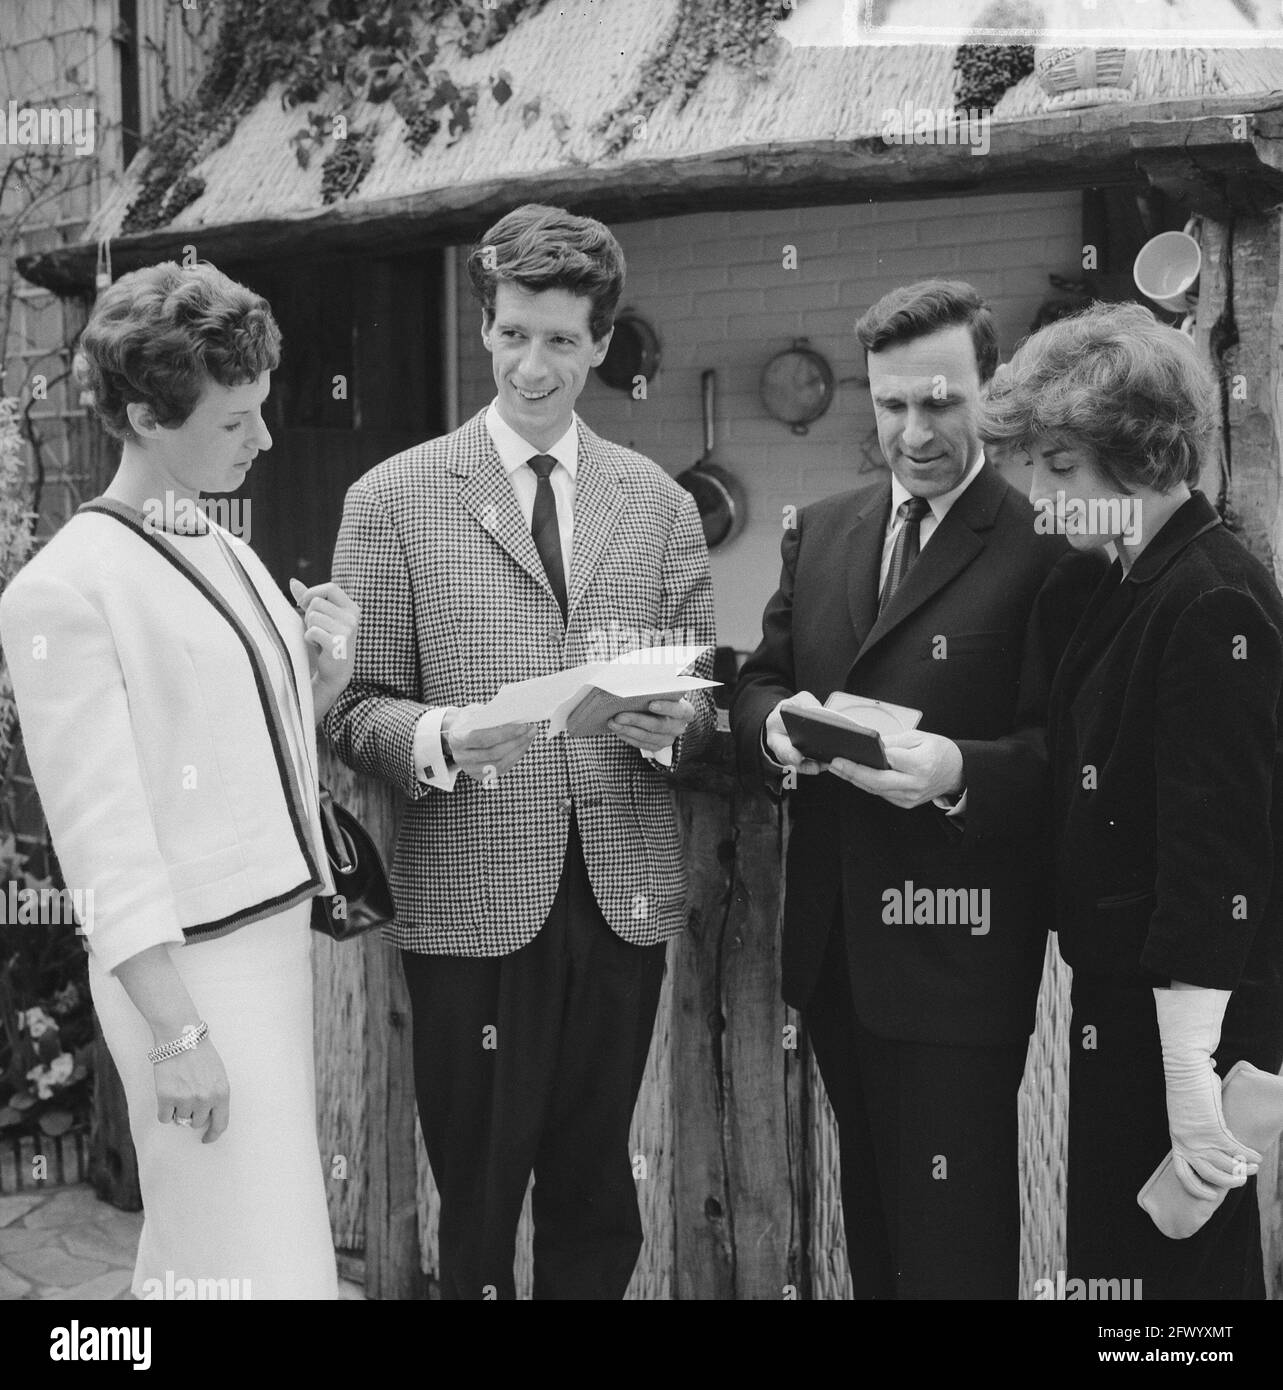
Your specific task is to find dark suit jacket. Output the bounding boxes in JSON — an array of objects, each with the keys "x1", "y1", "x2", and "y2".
[
  {"x1": 1048, "y1": 490, "x2": 1283, "y2": 1065},
  {"x1": 732, "y1": 463, "x2": 1101, "y2": 1046}
]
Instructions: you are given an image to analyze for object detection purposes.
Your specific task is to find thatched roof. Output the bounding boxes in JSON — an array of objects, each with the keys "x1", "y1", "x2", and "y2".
[{"x1": 20, "y1": 0, "x2": 1283, "y2": 293}]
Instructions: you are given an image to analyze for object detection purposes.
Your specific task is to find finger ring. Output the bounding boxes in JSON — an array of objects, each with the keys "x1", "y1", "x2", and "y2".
[{"x1": 175, "y1": 1115, "x2": 194, "y2": 1127}]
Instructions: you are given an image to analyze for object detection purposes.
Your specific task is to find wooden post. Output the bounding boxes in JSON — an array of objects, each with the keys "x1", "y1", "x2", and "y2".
[
  {"x1": 362, "y1": 931, "x2": 425, "y2": 1300},
  {"x1": 1195, "y1": 211, "x2": 1283, "y2": 1298},
  {"x1": 672, "y1": 748, "x2": 806, "y2": 1300},
  {"x1": 720, "y1": 783, "x2": 807, "y2": 1299},
  {"x1": 1197, "y1": 213, "x2": 1283, "y2": 577},
  {"x1": 316, "y1": 748, "x2": 424, "y2": 1299},
  {"x1": 672, "y1": 779, "x2": 737, "y2": 1299}
]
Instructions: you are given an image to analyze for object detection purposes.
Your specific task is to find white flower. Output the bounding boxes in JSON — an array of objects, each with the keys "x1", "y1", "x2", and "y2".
[
  {"x1": 19, "y1": 1006, "x2": 57, "y2": 1040},
  {"x1": 47, "y1": 1052, "x2": 74, "y2": 1088},
  {"x1": 26, "y1": 1062, "x2": 53, "y2": 1100},
  {"x1": 26, "y1": 1051, "x2": 74, "y2": 1100}
]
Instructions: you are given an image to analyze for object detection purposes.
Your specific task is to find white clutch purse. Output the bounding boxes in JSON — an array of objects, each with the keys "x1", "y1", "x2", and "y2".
[{"x1": 1137, "y1": 1060, "x2": 1283, "y2": 1239}]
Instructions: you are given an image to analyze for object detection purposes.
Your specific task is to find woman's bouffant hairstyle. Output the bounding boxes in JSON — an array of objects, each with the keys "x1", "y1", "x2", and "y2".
[
  {"x1": 855, "y1": 279, "x2": 1000, "y2": 385},
  {"x1": 466, "y1": 203, "x2": 625, "y2": 342},
  {"x1": 978, "y1": 301, "x2": 1219, "y2": 494},
  {"x1": 74, "y1": 261, "x2": 281, "y2": 441}
]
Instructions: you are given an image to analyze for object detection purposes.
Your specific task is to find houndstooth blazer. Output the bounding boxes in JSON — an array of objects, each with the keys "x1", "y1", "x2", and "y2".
[{"x1": 323, "y1": 407, "x2": 717, "y2": 955}]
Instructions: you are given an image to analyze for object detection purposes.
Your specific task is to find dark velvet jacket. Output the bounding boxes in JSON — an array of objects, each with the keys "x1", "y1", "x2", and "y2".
[
  {"x1": 731, "y1": 463, "x2": 1102, "y2": 1045},
  {"x1": 1047, "y1": 489, "x2": 1283, "y2": 1064}
]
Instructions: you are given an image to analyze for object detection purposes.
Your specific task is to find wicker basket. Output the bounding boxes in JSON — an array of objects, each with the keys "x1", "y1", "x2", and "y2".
[{"x1": 1034, "y1": 47, "x2": 1138, "y2": 110}]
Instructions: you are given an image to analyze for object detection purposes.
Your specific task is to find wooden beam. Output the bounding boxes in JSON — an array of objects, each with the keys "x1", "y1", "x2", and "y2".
[{"x1": 20, "y1": 99, "x2": 1283, "y2": 295}]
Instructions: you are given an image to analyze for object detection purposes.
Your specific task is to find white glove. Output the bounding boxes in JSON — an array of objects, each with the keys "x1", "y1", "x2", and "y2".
[{"x1": 1154, "y1": 986, "x2": 1263, "y2": 1201}]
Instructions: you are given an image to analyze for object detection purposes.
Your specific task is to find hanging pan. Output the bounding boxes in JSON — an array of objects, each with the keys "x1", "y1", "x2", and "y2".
[
  {"x1": 675, "y1": 369, "x2": 746, "y2": 551},
  {"x1": 759, "y1": 337, "x2": 835, "y2": 435}
]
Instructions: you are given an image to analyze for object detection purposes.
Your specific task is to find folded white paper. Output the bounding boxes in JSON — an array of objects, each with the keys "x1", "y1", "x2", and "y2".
[{"x1": 475, "y1": 645, "x2": 718, "y2": 738}]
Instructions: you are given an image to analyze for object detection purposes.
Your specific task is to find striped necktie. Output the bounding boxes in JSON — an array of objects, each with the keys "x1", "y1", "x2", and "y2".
[
  {"x1": 527, "y1": 454, "x2": 567, "y2": 621},
  {"x1": 879, "y1": 496, "x2": 931, "y2": 615}
]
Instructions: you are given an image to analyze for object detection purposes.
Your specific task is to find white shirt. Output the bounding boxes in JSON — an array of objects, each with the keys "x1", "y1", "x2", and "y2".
[
  {"x1": 485, "y1": 400, "x2": 578, "y2": 575},
  {"x1": 879, "y1": 450, "x2": 987, "y2": 595},
  {"x1": 414, "y1": 402, "x2": 672, "y2": 789}
]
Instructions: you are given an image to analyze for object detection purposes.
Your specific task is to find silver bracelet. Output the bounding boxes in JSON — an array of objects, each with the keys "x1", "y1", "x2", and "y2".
[{"x1": 147, "y1": 1021, "x2": 209, "y2": 1066}]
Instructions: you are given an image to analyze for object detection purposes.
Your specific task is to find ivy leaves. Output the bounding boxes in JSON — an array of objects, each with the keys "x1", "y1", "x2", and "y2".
[
  {"x1": 120, "y1": 0, "x2": 792, "y2": 228},
  {"x1": 122, "y1": 0, "x2": 543, "y2": 230},
  {"x1": 594, "y1": 0, "x2": 791, "y2": 159},
  {"x1": 953, "y1": 44, "x2": 1036, "y2": 112}
]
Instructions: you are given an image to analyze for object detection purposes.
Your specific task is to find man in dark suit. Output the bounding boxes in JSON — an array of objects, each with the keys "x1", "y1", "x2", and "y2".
[
  {"x1": 731, "y1": 280, "x2": 1099, "y2": 1299},
  {"x1": 326, "y1": 204, "x2": 716, "y2": 1299}
]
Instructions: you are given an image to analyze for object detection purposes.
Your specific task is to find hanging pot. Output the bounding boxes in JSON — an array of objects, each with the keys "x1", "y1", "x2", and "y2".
[
  {"x1": 675, "y1": 369, "x2": 746, "y2": 551},
  {"x1": 759, "y1": 338, "x2": 835, "y2": 435},
  {"x1": 595, "y1": 310, "x2": 661, "y2": 392}
]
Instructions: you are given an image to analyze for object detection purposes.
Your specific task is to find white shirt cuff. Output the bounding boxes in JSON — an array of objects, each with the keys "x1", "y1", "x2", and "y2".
[
  {"x1": 760, "y1": 724, "x2": 789, "y2": 772},
  {"x1": 415, "y1": 706, "x2": 462, "y2": 791},
  {"x1": 642, "y1": 743, "x2": 674, "y2": 768},
  {"x1": 933, "y1": 787, "x2": 968, "y2": 819}
]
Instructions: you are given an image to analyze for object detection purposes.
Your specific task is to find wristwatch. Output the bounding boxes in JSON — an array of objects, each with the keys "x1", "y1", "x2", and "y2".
[{"x1": 440, "y1": 725, "x2": 456, "y2": 769}]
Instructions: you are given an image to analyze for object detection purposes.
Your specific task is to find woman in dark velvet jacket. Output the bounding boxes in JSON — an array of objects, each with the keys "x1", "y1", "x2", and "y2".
[{"x1": 981, "y1": 301, "x2": 1283, "y2": 1299}]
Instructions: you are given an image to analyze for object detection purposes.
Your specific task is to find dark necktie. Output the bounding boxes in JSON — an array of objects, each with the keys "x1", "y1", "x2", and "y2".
[
  {"x1": 879, "y1": 495, "x2": 931, "y2": 615},
  {"x1": 527, "y1": 454, "x2": 567, "y2": 621}
]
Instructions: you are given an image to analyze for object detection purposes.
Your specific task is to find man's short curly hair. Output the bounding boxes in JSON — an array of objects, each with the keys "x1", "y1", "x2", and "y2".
[
  {"x1": 74, "y1": 261, "x2": 281, "y2": 441},
  {"x1": 978, "y1": 301, "x2": 1218, "y2": 494},
  {"x1": 466, "y1": 203, "x2": 625, "y2": 342}
]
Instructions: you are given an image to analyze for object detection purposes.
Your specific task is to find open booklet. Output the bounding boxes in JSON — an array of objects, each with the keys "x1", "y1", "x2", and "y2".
[
  {"x1": 474, "y1": 645, "x2": 720, "y2": 739},
  {"x1": 780, "y1": 692, "x2": 922, "y2": 770}
]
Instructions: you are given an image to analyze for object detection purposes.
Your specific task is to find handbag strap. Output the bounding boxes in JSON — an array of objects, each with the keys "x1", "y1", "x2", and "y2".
[{"x1": 317, "y1": 785, "x2": 357, "y2": 874}]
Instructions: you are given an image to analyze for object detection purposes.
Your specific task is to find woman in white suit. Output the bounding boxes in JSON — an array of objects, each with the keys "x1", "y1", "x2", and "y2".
[{"x1": 0, "y1": 261, "x2": 359, "y2": 1299}]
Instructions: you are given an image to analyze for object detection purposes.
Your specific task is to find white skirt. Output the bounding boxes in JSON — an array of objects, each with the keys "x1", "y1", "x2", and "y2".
[{"x1": 89, "y1": 902, "x2": 338, "y2": 1300}]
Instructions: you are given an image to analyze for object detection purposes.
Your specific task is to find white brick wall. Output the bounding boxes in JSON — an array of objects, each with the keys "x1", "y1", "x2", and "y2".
[{"x1": 455, "y1": 189, "x2": 1084, "y2": 651}]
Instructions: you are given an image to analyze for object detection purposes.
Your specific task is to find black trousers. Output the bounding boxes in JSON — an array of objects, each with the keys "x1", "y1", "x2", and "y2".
[
  {"x1": 400, "y1": 821, "x2": 666, "y2": 1300},
  {"x1": 806, "y1": 921, "x2": 1028, "y2": 1299},
  {"x1": 1067, "y1": 969, "x2": 1265, "y2": 1300}
]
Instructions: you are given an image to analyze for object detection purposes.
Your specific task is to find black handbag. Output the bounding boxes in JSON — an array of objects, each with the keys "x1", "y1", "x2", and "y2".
[{"x1": 310, "y1": 784, "x2": 397, "y2": 940}]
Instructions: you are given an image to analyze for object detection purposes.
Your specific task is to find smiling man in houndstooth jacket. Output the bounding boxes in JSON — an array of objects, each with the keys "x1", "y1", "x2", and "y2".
[{"x1": 325, "y1": 204, "x2": 716, "y2": 1300}]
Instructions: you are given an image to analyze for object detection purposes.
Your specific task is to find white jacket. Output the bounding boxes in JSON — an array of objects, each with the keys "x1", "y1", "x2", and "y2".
[{"x1": 0, "y1": 500, "x2": 332, "y2": 973}]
